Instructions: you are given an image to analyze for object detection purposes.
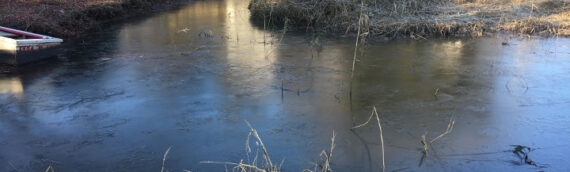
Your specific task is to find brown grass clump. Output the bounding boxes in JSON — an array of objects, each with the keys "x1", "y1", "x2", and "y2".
[
  {"x1": 201, "y1": 121, "x2": 280, "y2": 172},
  {"x1": 202, "y1": 121, "x2": 338, "y2": 172},
  {"x1": 502, "y1": 18, "x2": 559, "y2": 36},
  {"x1": 249, "y1": 0, "x2": 570, "y2": 39},
  {"x1": 537, "y1": 0, "x2": 569, "y2": 13},
  {"x1": 249, "y1": 0, "x2": 357, "y2": 32}
]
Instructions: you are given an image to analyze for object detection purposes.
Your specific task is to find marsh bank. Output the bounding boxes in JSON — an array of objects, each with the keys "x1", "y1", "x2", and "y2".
[{"x1": 0, "y1": 0, "x2": 194, "y2": 38}]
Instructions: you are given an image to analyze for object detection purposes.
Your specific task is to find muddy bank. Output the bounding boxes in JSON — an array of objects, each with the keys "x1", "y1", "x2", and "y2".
[
  {"x1": 248, "y1": 0, "x2": 570, "y2": 39},
  {"x1": 0, "y1": 0, "x2": 191, "y2": 38}
]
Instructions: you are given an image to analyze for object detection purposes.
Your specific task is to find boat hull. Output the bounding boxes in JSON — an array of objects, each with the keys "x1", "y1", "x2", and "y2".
[
  {"x1": 0, "y1": 26, "x2": 63, "y2": 65},
  {"x1": 0, "y1": 44, "x2": 61, "y2": 65}
]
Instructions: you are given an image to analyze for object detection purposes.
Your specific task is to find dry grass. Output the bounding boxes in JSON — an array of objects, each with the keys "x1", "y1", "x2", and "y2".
[
  {"x1": 161, "y1": 111, "x2": 454, "y2": 171},
  {"x1": 249, "y1": 0, "x2": 570, "y2": 39},
  {"x1": 249, "y1": 0, "x2": 356, "y2": 32},
  {"x1": 202, "y1": 121, "x2": 338, "y2": 172},
  {"x1": 303, "y1": 131, "x2": 336, "y2": 172},
  {"x1": 200, "y1": 121, "x2": 282, "y2": 172},
  {"x1": 320, "y1": 131, "x2": 336, "y2": 172},
  {"x1": 244, "y1": 121, "x2": 275, "y2": 170}
]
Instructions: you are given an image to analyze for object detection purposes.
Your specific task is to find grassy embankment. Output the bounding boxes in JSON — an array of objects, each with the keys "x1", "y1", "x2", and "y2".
[
  {"x1": 248, "y1": 0, "x2": 570, "y2": 39},
  {"x1": 0, "y1": 0, "x2": 186, "y2": 38}
]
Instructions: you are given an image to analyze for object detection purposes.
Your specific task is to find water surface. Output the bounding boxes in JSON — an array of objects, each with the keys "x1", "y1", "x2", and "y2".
[{"x1": 1, "y1": 0, "x2": 569, "y2": 171}]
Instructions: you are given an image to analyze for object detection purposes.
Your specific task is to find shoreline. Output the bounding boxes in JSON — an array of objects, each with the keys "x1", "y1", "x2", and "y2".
[
  {"x1": 248, "y1": 0, "x2": 570, "y2": 40},
  {"x1": 0, "y1": 0, "x2": 193, "y2": 38}
]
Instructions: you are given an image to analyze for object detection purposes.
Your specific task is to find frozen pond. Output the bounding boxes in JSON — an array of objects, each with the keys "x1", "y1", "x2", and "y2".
[{"x1": 1, "y1": 0, "x2": 569, "y2": 171}]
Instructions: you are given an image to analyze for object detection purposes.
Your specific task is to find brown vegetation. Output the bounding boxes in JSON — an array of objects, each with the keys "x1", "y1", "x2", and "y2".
[
  {"x1": 249, "y1": 0, "x2": 570, "y2": 39},
  {"x1": 0, "y1": 0, "x2": 185, "y2": 38}
]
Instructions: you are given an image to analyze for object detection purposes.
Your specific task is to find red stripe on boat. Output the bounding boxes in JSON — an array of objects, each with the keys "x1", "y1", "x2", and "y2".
[{"x1": 0, "y1": 27, "x2": 45, "y2": 39}]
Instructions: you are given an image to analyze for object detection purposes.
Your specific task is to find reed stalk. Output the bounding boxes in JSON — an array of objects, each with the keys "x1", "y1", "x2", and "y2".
[{"x1": 353, "y1": 106, "x2": 386, "y2": 172}]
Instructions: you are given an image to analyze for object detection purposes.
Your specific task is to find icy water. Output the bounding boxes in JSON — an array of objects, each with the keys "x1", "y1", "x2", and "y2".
[{"x1": 1, "y1": 0, "x2": 570, "y2": 171}]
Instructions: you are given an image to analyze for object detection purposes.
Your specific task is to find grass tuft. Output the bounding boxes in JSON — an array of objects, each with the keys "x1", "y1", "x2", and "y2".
[{"x1": 202, "y1": 121, "x2": 339, "y2": 172}]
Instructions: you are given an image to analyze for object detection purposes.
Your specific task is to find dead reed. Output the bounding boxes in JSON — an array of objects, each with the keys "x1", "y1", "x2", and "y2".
[
  {"x1": 178, "y1": 111, "x2": 456, "y2": 171},
  {"x1": 321, "y1": 131, "x2": 336, "y2": 172},
  {"x1": 430, "y1": 116, "x2": 455, "y2": 144},
  {"x1": 265, "y1": 18, "x2": 290, "y2": 58},
  {"x1": 421, "y1": 115, "x2": 456, "y2": 155},
  {"x1": 201, "y1": 121, "x2": 278, "y2": 172},
  {"x1": 202, "y1": 121, "x2": 339, "y2": 172},
  {"x1": 349, "y1": 0, "x2": 366, "y2": 100},
  {"x1": 303, "y1": 131, "x2": 337, "y2": 172},
  {"x1": 45, "y1": 165, "x2": 55, "y2": 172},
  {"x1": 245, "y1": 121, "x2": 274, "y2": 169},
  {"x1": 352, "y1": 106, "x2": 386, "y2": 172},
  {"x1": 351, "y1": 0, "x2": 365, "y2": 79},
  {"x1": 161, "y1": 147, "x2": 172, "y2": 172}
]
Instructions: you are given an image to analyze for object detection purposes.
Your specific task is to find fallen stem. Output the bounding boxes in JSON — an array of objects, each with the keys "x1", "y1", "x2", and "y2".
[{"x1": 353, "y1": 106, "x2": 385, "y2": 172}]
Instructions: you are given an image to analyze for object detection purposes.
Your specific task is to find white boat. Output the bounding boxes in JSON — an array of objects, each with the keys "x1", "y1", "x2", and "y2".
[{"x1": 0, "y1": 26, "x2": 63, "y2": 65}]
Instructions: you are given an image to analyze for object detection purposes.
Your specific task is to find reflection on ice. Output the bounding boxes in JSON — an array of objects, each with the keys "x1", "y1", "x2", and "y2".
[{"x1": 0, "y1": 77, "x2": 23, "y2": 96}]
